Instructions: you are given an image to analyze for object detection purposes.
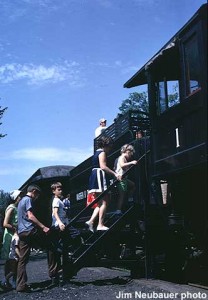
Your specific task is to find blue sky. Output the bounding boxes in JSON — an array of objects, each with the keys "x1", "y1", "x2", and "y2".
[{"x1": 0, "y1": 0, "x2": 205, "y2": 192}]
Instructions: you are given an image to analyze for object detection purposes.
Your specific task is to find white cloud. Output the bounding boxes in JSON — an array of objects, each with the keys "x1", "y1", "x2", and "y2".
[
  {"x1": 0, "y1": 58, "x2": 139, "y2": 86},
  {"x1": 0, "y1": 146, "x2": 93, "y2": 191},
  {"x1": 0, "y1": 61, "x2": 83, "y2": 86},
  {"x1": 90, "y1": 60, "x2": 138, "y2": 72},
  {"x1": 89, "y1": 61, "x2": 110, "y2": 68},
  {"x1": 0, "y1": 0, "x2": 58, "y2": 21},
  {"x1": 0, "y1": 147, "x2": 93, "y2": 166}
]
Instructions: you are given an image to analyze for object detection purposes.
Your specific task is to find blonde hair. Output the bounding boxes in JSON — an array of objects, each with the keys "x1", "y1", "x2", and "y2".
[
  {"x1": 120, "y1": 144, "x2": 135, "y2": 154},
  {"x1": 51, "y1": 182, "x2": 62, "y2": 191}
]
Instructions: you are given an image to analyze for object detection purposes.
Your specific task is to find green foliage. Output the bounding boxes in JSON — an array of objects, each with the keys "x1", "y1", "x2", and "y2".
[
  {"x1": 0, "y1": 190, "x2": 10, "y2": 214},
  {"x1": 118, "y1": 92, "x2": 149, "y2": 115},
  {"x1": 0, "y1": 105, "x2": 8, "y2": 139},
  {"x1": 168, "y1": 84, "x2": 179, "y2": 107}
]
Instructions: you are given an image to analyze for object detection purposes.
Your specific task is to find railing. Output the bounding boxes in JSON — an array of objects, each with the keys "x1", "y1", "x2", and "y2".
[
  {"x1": 94, "y1": 110, "x2": 150, "y2": 151},
  {"x1": 70, "y1": 156, "x2": 92, "y2": 179},
  {"x1": 70, "y1": 109, "x2": 150, "y2": 186}
]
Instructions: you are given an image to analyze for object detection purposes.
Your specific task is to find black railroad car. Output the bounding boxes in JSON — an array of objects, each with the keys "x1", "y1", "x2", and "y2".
[
  {"x1": 124, "y1": 3, "x2": 207, "y2": 285},
  {"x1": 19, "y1": 165, "x2": 74, "y2": 227}
]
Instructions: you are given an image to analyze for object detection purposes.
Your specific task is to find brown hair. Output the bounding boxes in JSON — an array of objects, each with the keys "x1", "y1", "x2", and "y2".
[
  {"x1": 51, "y1": 182, "x2": 62, "y2": 191},
  {"x1": 97, "y1": 135, "x2": 113, "y2": 149},
  {"x1": 27, "y1": 184, "x2": 41, "y2": 193}
]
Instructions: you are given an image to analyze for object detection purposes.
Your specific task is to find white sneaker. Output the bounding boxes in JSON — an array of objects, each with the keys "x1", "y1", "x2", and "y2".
[
  {"x1": 97, "y1": 226, "x2": 109, "y2": 231},
  {"x1": 85, "y1": 221, "x2": 94, "y2": 233}
]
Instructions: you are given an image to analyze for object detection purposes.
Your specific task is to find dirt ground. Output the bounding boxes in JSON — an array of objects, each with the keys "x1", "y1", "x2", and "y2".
[{"x1": 0, "y1": 252, "x2": 207, "y2": 300}]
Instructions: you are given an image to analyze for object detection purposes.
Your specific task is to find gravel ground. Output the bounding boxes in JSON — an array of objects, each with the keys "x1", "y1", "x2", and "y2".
[{"x1": 0, "y1": 253, "x2": 207, "y2": 300}]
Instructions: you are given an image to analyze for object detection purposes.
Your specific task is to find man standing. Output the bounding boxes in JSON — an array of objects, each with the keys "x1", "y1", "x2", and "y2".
[
  {"x1": 16, "y1": 184, "x2": 50, "y2": 293},
  {"x1": 95, "y1": 118, "x2": 107, "y2": 137}
]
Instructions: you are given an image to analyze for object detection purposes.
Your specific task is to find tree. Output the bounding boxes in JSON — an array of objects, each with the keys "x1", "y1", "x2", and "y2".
[
  {"x1": 168, "y1": 83, "x2": 179, "y2": 108},
  {"x1": 0, "y1": 105, "x2": 7, "y2": 139},
  {"x1": 0, "y1": 190, "x2": 10, "y2": 215},
  {"x1": 118, "y1": 92, "x2": 149, "y2": 116}
]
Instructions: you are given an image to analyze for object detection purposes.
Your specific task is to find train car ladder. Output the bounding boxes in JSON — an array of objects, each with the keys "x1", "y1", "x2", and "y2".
[
  {"x1": 70, "y1": 204, "x2": 136, "y2": 274},
  {"x1": 66, "y1": 150, "x2": 150, "y2": 277}
]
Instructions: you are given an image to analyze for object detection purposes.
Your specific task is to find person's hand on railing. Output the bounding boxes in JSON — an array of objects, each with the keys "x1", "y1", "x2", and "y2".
[
  {"x1": 131, "y1": 160, "x2": 138, "y2": 165},
  {"x1": 58, "y1": 222, "x2": 66, "y2": 231},
  {"x1": 115, "y1": 173, "x2": 122, "y2": 181}
]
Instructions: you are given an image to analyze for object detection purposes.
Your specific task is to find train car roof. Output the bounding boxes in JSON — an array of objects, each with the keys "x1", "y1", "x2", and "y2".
[
  {"x1": 123, "y1": 3, "x2": 207, "y2": 88},
  {"x1": 20, "y1": 165, "x2": 74, "y2": 190}
]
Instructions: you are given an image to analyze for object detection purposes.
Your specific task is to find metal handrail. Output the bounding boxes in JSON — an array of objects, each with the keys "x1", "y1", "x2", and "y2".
[{"x1": 67, "y1": 150, "x2": 150, "y2": 227}]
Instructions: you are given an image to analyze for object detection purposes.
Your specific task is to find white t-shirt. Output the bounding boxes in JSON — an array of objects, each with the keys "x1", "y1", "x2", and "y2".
[
  {"x1": 52, "y1": 197, "x2": 69, "y2": 227},
  {"x1": 95, "y1": 126, "x2": 107, "y2": 137},
  {"x1": 115, "y1": 155, "x2": 131, "y2": 176}
]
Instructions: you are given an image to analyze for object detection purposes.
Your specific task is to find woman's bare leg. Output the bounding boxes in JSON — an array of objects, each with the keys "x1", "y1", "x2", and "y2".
[{"x1": 88, "y1": 206, "x2": 100, "y2": 224}]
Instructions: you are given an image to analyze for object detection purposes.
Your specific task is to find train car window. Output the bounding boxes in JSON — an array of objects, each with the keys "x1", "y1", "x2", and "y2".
[
  {"x1": 167, "y1": 81, "x2": 180, "y2": 107},
  {"x1": 158, "y1": 81, "x2": 167, "y2": 114},
  {"x1": 156, "y1": 79, "x2": 180, "y2": 115},
  {"x1": 183, "y1": 33, "x2": 201, "y2": 96}
]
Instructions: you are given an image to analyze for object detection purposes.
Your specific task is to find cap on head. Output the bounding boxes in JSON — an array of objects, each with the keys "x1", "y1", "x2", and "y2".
[
  {"x1": 10, "y1": 190, "x2": 22, "y2": 201},
  {"x1": 99, "y1": 118, "x2": 106, "y2": 123}
]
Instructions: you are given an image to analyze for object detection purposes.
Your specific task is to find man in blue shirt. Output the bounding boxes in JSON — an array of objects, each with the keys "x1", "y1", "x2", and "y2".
[{"x1": 16, "y1": 184, "x2": 50, "y2": 293}]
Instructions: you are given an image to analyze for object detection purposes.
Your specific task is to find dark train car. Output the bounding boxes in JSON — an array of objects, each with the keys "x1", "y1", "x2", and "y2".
[
  {"x1": 124, "y1": 4, "x2": 207, "y2": 285},
  {"x1": 19, "y1": 165, "x2": 74, "y2": 226}
]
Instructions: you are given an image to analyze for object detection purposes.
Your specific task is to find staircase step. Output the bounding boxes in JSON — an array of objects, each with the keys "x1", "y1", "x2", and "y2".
[{"x1": 72, "y1": 206, "x2": 135, "y2": 268}]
